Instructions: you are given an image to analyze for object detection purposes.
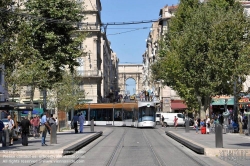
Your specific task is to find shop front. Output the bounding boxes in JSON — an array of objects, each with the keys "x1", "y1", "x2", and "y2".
[
  {"x1": 211, "y1": 97, "x2": 234, "y2": 115},
  {"x1": 170, "y1": 100, "x2": 187, "y2": 113}
]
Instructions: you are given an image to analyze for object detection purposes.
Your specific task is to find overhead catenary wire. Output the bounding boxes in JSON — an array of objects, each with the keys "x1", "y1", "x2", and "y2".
[
  {"x1": 0, "y1": 7, "x2": 158, "y2": 40},
  {"x1": 0, "y1": 7, "x2": 159, "y2": 27},
  {"x1": 107, "y1": 27, "x2": 149, "y2": 36}
]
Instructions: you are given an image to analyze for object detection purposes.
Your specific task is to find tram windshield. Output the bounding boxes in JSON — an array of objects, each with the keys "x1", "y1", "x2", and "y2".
[{"x1": 138, "y1": 106, "x2": 155, "y2": 122}]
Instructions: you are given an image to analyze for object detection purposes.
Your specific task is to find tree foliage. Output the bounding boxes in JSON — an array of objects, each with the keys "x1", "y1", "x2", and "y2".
[
  {"x1": 151, "y1": 0, "x2": 250, "y2": 111},
  {"x1": 22, "y1": 0, "x2": 87, "y2": 88},
  {"x1": 47, "y1": 71, "x2": 86, "y2": 112},
  {"x1": 1, "y1": 0, "x2": 87, "y2": 88},
  {"x1": 0, "y1": 0, "x2": 22, "y2": 69}
]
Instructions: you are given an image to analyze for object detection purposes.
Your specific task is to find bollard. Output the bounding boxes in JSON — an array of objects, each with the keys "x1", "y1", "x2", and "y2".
[
  {"x1": 215, "y1": 124, "x2": 223, "y2": 148},
  {"x1": 91, "y1": 119, "x2": 94, "y2": 132},
  {"x1": 2, "y1": 129, "x2": 10, "y2": 147},
  {"x1": 185, "y1": 119, "x2": 189, "y2": 133},
  {"x1": 50, "y1": 124, "x2": 57, "y2": 144}
]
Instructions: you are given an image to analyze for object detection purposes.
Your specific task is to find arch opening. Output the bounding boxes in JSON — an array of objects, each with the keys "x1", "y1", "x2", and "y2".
[{"x1": 125, "y1": 78, "x2": 136, "y2": 95}]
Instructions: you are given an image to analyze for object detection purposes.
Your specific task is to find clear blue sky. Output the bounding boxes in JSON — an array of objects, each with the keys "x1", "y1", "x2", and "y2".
[{"x1": 101, "y1": 0, "x2": 179, "y2": 94}]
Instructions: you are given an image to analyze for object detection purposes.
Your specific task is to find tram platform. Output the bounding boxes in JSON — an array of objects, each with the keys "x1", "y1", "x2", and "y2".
[
  {"x1": 164, "y1": 127, "x2": 250, "y2": 157},
  {"x1": 0, "y1": 127, "x2": 102, "y2": 157}
]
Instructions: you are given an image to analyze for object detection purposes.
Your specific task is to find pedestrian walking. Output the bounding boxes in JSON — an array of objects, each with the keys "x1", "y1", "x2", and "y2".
[
  {"x1": 206, "y1": 115, "x2": 211, "y2": 134},
  {"x1": 79, "y1": 113, "x2": 85, "y2": 133},
  {"x1": 161, "y1": 115, "x2": 165, "y2": 127},
  {"x1": 30, "y1": 117, "x2": 34, "y2": 136},
  {"x1": 33, "y1": 115, "x2": 40, "y2": 137},
  {"x1": 6, "y1": 115, "x2": 14, "y2": 146},
  {"x1": 72, "y1": 113, "x2": 79, "y2": 134},
  {"x1": 40, "y1": 112, "x2": 51, "y2": 146},
  {"x1": 20, "y1": 116, "x2": 31, "y2": 146},
  {"x1": 0, "y1": 119, "x2": 4, "y2": 143},
  {"x1": 174, "y1": 116, "x2": 178, "y2": 129},
  {"x1": 194, "y1": 118, "x2": 199, "y2": 134}
]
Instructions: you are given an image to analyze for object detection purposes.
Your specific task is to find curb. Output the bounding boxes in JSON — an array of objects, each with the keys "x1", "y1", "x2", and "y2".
[
  {"x1": 165, "y1": 131, "x2": 204, "y2": 154},
  {"x1": 63, "y1": 131, "x2": 103, "y2": 155}
]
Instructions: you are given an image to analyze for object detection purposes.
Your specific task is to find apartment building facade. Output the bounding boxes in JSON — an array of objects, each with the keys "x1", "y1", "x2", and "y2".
[
  {"x1": 5, "y1": 0, "x2": 118, "y2": 107},
  {"x1": 100, "y1": 34, "x2": 119, "y2": 103},
  {"x1": 142, "y1": 5, "x2": 183, "y2": 113}
]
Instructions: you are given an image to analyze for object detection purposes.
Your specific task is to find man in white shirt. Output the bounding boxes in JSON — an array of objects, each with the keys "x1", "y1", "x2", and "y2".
[
  {"x1": 7, "y1": 115, "x2": 14, "y2": 146},
  {"x1": 79, "y1": 113, "x2": 85, "y2": 133},
  {"x1": 41, "y1": 112, "x2": 51, "y2": 146}
]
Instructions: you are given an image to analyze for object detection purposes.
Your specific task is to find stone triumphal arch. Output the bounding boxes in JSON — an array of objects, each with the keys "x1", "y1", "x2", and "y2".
[{"x1": 118, "y1": 64, "x2": 143, "y2": 95}]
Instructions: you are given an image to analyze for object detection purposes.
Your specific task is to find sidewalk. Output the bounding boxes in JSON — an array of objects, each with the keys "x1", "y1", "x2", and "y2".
[
  {"x1": 0, "y1": 128, "x2": 102, "y2": 157},
  {"x1": 165, "y1": 127, "x2": 250, "y2": 157}
]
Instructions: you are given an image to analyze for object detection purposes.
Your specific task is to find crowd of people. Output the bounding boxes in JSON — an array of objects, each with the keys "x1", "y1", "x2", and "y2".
[
  {"x1": 0, "y1": 112, "x2": 58, "y2": 146},
  {"x1": 193, "y1": 111, "x2": 249, "y2": 134}
]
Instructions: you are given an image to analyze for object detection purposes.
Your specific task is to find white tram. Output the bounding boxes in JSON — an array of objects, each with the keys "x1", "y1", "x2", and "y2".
[
  {"x1": 136, "y1": 101, "x2": 156, "y2": 128},
  {"x1": 72, "y1": 102, "x2": 156, "y2": 128}
]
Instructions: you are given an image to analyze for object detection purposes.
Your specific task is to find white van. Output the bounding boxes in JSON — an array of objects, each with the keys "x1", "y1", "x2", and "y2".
[
  {"x1": 156, "y1": 113, "x2": 161, "y2": 125},
  {"x1": 156, "y1": 113, "x2": 185, "y2": 126}
]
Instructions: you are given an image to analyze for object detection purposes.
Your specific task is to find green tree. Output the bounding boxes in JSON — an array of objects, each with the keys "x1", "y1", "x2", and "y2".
[
  {"x1": 0, "y1": 1, "x2": 23, "y2": 69},
  {"x1": 152, "y1": 0, "x2": 250, "y2": 114},
  {"x1": 46, "y1": 71, "x2": 85, "y2": 131},
  {"x1": 1, "y1": 1, "x2": 87, "y2": 102},
  {"x1": 47, "y1": 71, "x2": 85, "y2": 112},
  {"x1": 22, "y1": 0, "x2": 87, "y2": 88}
]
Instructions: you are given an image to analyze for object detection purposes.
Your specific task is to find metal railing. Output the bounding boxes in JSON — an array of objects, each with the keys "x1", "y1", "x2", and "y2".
[{"x1": 76, "y1": 70, "x2": 102, "y2": 77}]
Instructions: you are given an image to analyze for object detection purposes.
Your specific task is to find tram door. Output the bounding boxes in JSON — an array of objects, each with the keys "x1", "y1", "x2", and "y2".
[{"x1": 106, "y1": 109, "x2": 113, "y2": 125}]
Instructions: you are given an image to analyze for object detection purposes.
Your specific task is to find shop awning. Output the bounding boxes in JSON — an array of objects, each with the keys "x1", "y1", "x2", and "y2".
[
  {"x1": 211, "y1": 98, "x2": 234, "y2": 106},
  {"x1": 171, "y1": 100, "x2": 187, "y2": 110}
]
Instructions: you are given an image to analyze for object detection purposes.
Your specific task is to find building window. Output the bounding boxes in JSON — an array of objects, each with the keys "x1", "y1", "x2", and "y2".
[
  {"x1": 79, "y1": 84, "x2": 84, "y2": 91},
  {"x1": 77, "y1": 58, "x2": 84, "y2": 76},
  {"x1": 39, "y1": 89, "x2": 43, "y2": 96},
  {"x1": 26, "y1": 86, "x2": 32, "y2": 96}
]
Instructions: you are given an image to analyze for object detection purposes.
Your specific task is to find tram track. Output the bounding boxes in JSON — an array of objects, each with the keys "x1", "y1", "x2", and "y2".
[
  {"x1": 32, "y1": 126, "x2": 207, "y2": 166},
  {"x1": 66, "y1": 128, "x2": 116, "y2": 166},
  {"x1": 141, "y1": 129, "x2": 167, "y2": 166},
  {"x1": 57, "y1": 127, "x2": 128, "y2": 166},
  {"x1": 28, "y1": 128, "x2": 115, "y2": 166},
  {"x1": 105, "y1": 128, "x2": 128, "y2": 166}
]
